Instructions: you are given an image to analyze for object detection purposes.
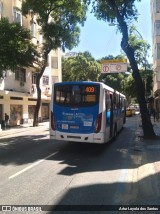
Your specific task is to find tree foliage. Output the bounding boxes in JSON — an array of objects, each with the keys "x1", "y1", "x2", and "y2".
[
  {"x1": 62, "y1": 51, "x2": 101, "y2": 81},
  {"x1": 125, "y1": 27, "x2": 153, "y2": 99},
  {"x1": 22, "y1": 0, "x2": 87, "y2": 51},
  {"x1": 92, "y1": 0, "x2": 140, "y2": 23},
  {"x1": 0, "y1": 17, "x2": 38, "y2": 78},
  {"x1": 21, "y1": 0, "x2": 88, "y2": 126},
  {"x1": 128, "y1": 26, "x2": 150, "y2": 67}
]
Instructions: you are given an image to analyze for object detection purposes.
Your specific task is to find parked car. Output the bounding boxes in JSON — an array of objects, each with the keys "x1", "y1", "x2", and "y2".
[
  {"x1": 134, "y1": 104, "x2": 140, "y2": 113},
  {"x1": 126, "y1": 108, "x2": 132, "y2": 117},
  {"x1": 129, "y1": 105, "x2": 136, "y2": 115}
]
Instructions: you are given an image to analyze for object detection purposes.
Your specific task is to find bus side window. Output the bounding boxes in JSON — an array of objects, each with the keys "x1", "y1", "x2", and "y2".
[
  {"x1": 113, "y1": 93, "x2": 117, "y2": 109},
  {"x1": 105, "y1": 91, "x2": 111, "y2": 111},
  {"x1": 119, "y1": 96, "x2": 122, "y2": 109},
  {"x1": 105, "y1": 91, "x2": 108, "y2": 110},
  {"x1": 117, "y1": 94, "x2": 120, "y2": 109}
]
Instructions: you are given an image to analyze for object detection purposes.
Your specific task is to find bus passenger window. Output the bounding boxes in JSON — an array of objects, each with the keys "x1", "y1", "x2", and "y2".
[
  {"x1": 113, "y1": 94, "x2": 117, "y2": 109},
  {"x1": 105, "y1": 91, "x2": 111, "y2": 111},
  {"x1": 72, "y1": 85, "x2": 81, "y2": 103}
]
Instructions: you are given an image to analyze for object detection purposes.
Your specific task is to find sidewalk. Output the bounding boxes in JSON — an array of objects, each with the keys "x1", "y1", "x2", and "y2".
[
  {"x1": 134, "y1": 113, "x2": 160, "y2": 158},
  {"x1": 132, "y1": 114, "x2": 160, "y2": 205},
  {"x1": 0, "y1": 121, "x2": 49, "y2": 137},
  {"x1": 135, "y1": 114, "x2": 160, "y2": 147}
]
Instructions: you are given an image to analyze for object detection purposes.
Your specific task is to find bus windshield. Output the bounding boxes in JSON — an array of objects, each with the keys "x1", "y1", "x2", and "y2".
[{"x1": 54, "y1": 84, "x2": 99, "y2": 107}]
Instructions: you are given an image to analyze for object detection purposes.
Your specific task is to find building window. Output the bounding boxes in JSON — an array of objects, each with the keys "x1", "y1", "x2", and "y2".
[
  {"x1": 30, "y1": 21, "x2": 36, "y2": 37},
  {"x1": 51, "y1": 57, "x2": 58, "y2": 69},
  {"x1": 42, "y1": 75, "x2": 49, "y2": 85},
  {"x1": 155, "y1": 20, "x2": 160, "y2": 36},
  {"x1": 0, "y1": 1, "x2": 3, "y2": 18},
  {"x1": 10, "y1": 97, "x2": 23, "y2": 100},
  {"x1": 52, "y1": 76, "x2": 58, "y2": 84},
  {"x1": 156, "y1": 67, "x2": 160, "y2": 81},
  {"x1": 13, "y1": 8, "x2": 22, "y2": 25},
  {"x1": 154, "y1": 0, "x2": 160, "y2": 13},
  {"x1": 32, "y1": 73, "x2": 37, "y2": 84},
  {"x1": 156, "y1": 44, "x2": 160, "y2": 59},
  {"x1": 15, "y1": 68, "x2": 26, "y2": 82}
]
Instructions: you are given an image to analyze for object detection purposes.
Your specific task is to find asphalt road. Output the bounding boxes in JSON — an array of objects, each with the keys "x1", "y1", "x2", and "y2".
[{"x1": 0, "y1": 116, "x2": 157, "y2": 214}]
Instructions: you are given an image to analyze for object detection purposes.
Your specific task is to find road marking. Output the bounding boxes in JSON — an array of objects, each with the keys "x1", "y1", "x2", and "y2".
[
  {"x1": 9, "y1": 152, "x2": 58, "y2": 179},
  {"x1": 0, "y1": 143, "x2": 8, "y2": 146}
]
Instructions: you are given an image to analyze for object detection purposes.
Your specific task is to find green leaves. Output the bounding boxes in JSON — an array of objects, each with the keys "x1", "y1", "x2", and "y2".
[
  {"x1": 21, "y1": 0, "x2": 88, "y2": 53},
  {"x1": 128, "y1": 25, "x2": 150, "y2": 67},
  {"x1": 21, "y1": 0, "x2": 89, "y2": 126},
  {"x1": 0, "y1": 17, "x2": 39, "y2": 77},
  {"x1": 62, "y1": 51, "x2": 101, "y2": 81},
  {"x1": 92, "y1": 0, "x2": 139, "y2": 23}
]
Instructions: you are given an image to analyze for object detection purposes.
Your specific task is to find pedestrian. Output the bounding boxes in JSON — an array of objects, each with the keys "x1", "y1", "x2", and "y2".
[
  {"x1": 5, "y1": 113, "x2": 9, "y2": 128},
  {"x1": 147, "y1": 102, "x2": 156, "y2": 122},
  {"x1": 151, "y1": 107, "x2": 156, "y2": 122}
]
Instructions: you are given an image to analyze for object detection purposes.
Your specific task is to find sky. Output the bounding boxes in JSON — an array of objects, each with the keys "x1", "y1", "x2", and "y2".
[{"x1": 66, "y1": 0, "x2": 152, "y2": 63}]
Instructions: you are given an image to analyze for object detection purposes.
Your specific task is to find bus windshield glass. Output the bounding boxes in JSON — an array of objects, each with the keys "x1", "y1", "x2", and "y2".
[{"x1": 54, "y1": 84, "x2": 99, "y2": 107}]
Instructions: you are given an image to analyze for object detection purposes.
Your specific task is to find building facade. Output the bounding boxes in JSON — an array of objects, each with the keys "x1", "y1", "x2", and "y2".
[
  {"x1": 0, "y1": 0, "x2": 62, "y2": 128},
  {"x1": 151, "y1": 0, "x2": 160, "y2": 95},
  {"x1": 151, "y1": 0, "x2": 160, "y2": 114}
]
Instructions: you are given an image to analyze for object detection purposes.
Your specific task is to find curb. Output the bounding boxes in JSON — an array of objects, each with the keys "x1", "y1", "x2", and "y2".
[{"x1": 0, "y1": 122, "x2": 49, "y2": 138}]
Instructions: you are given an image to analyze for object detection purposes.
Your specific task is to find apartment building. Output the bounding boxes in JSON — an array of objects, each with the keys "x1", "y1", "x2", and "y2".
[
  {"x1": 151, "y1": 0, "x2": 160, "y2": 112},
  {"x1": 151, "y1": 0, "x2": 160, "y2": 95},
  {"x1": 0, "y1": 0, "x2": 62, "y2": 127}
]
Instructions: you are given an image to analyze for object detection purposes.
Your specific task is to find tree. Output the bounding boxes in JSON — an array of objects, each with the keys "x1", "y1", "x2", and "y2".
[
  {"x1": 21, "y1": 0, "x2": 88, "y2": 126},
  {"x1": 62, "y1": 51, "x2": 101, "y2": 81},
  {"x1": 91, "y1": 0, "x2": 156, "y2": 139},
  {"x1": 124, "y1": 28, "x2": 154, "y2": 100},
  {"x1": 128, "y1": 25, "x2": 150, "y2": 67},
  {"x1": 123, "y1": 73, "x2": 136, "y2": 100},
  {"x1": 0, "y1": 17, "x2": 38, "y2": 78}
]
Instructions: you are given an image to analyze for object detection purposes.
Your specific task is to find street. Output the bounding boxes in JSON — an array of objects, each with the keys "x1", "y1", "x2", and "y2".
[{"x1": 0, "y1": 116, "x2": 160, "y2": 214}]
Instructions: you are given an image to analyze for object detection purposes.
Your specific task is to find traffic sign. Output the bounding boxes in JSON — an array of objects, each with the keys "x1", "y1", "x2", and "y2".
[
  {"x1": 101, "y1": 59, "x2": 127, "y2": 74},
  {"x1": 101, "y1": 59, "x2": 127, "y2": 64}
]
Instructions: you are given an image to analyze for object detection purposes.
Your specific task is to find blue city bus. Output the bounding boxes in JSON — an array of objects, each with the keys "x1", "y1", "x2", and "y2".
[{"x1": 50, "y1": 81, "x2": 126, "y2": 144}]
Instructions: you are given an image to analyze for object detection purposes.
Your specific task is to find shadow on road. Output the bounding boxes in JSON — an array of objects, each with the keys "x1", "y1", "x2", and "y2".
[
  {"x1": 46, "y1": 171, "x2": 160, "y2": 213},
  {"x1": 0, "y1": 117, "x2": 160, "y2": 175},
  {"x1": 0, "y1": 117, "x2": 160, "y2": 209}
]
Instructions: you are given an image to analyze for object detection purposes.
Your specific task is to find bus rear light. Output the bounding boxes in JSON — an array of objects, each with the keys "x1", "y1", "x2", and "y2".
[
  {"x1": 95, "y1": 112, "x2": 102, "y2": 133},
  {"x1": 51, "y1": 111, "x2": 56, "y2": 130}
]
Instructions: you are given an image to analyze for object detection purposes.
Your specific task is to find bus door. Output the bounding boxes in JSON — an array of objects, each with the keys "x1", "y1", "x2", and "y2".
[
  {"x1": 110, "y1": 93, "x2": 114, "y2": 138},
  {"x1": 105, "y1": 90, "x2": 113, "y2": 138}
]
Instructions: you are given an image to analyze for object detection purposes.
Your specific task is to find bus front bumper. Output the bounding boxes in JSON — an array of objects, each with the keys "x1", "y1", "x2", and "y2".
[{"x1": 50, "y1": 131, "x2": 106, "y2": 144}]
